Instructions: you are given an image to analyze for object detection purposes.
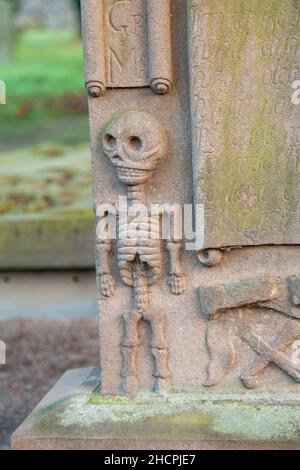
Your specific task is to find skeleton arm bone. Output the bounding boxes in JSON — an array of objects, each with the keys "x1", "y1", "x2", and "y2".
[
  {"x1": 95, "y1": 209, "x2": 116, "y2": 298},
  {"x1": 161, "y1": 204, "x2": 186, "y2": 295},
  {"x1": 166, "y1": 241, "x2": 186, "y2": 295},
  {"x1": 95, "y1": 240, "x2": 115, "y2": 298}
]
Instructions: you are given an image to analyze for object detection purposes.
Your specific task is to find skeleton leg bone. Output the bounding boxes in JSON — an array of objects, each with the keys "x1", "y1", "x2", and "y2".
[
  {"x1": 122, "y1": 310, "x2": 143, "y2": 348},
  {"x1": 121, "y1": 346, "x2": 139, "y2": 395},
  {"x1": 122, "y1": 309, "x2": 142, "y2": 394},
  {"x1": 152, "y1": 349, "x2": 170, "y2": 393},
  {"x1": 144, "y1": 309, "x2": 170, "y2": 393},
  {"x1": 121, "y1": 256, "x2": 170, "y2": 394}
]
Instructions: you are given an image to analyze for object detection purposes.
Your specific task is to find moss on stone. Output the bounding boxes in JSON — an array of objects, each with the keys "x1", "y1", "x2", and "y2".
[
  {"x1": 32, "y1": 391, "x2": 300, "y2": 443},
  {"x1": 191, "y1": 0, "x2": 298, "y2": 245},
  {"x1": 87, "y1": 394, "x2": 132, "y2": 406}
]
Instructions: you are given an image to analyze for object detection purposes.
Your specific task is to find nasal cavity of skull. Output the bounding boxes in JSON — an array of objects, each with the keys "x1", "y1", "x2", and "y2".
[
  {"x1": 128, "y1": 136, "x2": 142, "y2": 151},
  {"x1": 104, "y1": 133, "x2": 116, "y2": 149}
]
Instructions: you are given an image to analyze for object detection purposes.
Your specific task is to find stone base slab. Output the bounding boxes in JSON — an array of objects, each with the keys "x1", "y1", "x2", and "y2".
[{"x1": 11, "y1": 368, "x2": 300, "y2": 450}]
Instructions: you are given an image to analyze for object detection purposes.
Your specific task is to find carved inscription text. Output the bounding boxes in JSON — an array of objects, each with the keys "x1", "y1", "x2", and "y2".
[{"x1": 189, "y1": 0, "x2": 300, "y2": 248}]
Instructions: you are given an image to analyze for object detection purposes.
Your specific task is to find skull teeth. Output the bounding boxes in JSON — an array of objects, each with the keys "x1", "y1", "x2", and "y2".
[{"x1": 116, "y1": 168, "x2": 148, "y2": 177}]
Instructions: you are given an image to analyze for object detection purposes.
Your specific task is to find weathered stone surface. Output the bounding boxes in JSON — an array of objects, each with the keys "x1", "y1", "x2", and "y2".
[
  {"x1": 11, "y1": 368, "x2": 300, "y2": 450},
  {"x1": 189, "y1": 0, "x2": 300, "y2": 248},
  {"x1": 97, "y1": 245, "x2": 300, "y2": 394},
  {"x1": 288, "y1": 273, "x2": 300, "y2": 305},
  {"x1": 199, "y1": 275, "x2": 300, "y2": 320},
  {"x1": 104, "y1": 0, "x2": 149, "y2": 88},
  {"x1": 199, "y1": 277, "x2": 285, "y2": 319},
  {"x1": 81, "y1": 0, "x2": 173, "y2": 95}
]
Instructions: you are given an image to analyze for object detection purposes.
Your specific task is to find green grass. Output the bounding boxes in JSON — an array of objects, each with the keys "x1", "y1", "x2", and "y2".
[
  {"x1": 2, "y1": 29, "x2": 85, "y2": 102},
  {"x1": 0, "y1": 29, "x2": 89, "y2": 149}
]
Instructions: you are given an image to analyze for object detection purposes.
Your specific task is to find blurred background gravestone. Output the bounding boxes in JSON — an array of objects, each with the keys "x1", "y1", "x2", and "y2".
[
  {"x1": 0, "y1": 0, "x2": 94, "y2": 275},
  {"x1": 0, "y1": 0, "x2": 97, "y2": 449},
  {"x1": 16, "y1": 0, "x2": 77, "y2": 29}
]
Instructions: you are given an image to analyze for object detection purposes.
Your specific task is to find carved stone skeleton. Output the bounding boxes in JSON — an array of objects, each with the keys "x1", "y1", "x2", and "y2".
[{"x1": 96, "y1": 111, "x2": 186, "y2": 394}]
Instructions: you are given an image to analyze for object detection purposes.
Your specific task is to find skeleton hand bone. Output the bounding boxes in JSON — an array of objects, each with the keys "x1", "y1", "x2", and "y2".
[
  {"x1": 168, "y1": 273, "x2": 187, "y2": 295},
  {"x1": 98, "y1": 273, "x2": 115, "y2": 298}
]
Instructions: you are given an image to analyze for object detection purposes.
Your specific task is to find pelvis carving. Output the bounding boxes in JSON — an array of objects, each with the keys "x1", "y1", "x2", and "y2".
[
  {"x1": 199, "y1": 276, "x2": 300, "y2": 388},
  {"x1": 96, "y1": 111, "x2": 186, "y2": 394}
]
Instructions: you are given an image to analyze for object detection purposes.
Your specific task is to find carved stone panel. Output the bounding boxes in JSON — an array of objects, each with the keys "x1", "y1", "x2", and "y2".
[
  {"x1": 104, "y1": 0, "x2": 149, "y2": 87},
  {"x1": 81, "y1": 0, "x2": 300, "y2": 399},
  {"x1": 81, "y1": 0, "x2": 173, "y2": 95},
  {"x1": 188, "y1": 0, "x2": 300, "y2": 248},
  {"x1": 81, "y1": 0, "x2": 193, "y2": 395}
]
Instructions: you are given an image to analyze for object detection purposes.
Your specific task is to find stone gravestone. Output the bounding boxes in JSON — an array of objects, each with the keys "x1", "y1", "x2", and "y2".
[{"x1": 12, "y1": 0, "x2": 300, "y2": 450}]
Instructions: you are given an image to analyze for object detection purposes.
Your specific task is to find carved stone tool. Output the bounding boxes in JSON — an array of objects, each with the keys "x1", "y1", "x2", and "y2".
[{"x1": 241, "y1": 320, "x2": 300, "y2": 388}]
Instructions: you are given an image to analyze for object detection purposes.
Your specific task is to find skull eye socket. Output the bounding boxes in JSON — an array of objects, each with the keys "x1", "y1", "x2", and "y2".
[
  {"x1": 103, "y1": 133, "x2": 116, "y2": 149},
  {"x1": 128, "y1": 136, "x2": 142, "y2": 151}
]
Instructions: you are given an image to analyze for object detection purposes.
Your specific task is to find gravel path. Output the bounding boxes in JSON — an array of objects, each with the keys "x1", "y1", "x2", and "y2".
[{"x1": 0, "y1": 319, "x2": 98, "y2": 449}]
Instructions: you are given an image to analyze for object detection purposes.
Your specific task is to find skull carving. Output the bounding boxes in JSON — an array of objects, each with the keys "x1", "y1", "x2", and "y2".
[{"x1": 102, "y1": 111, "x2": 168, "y2": 186}]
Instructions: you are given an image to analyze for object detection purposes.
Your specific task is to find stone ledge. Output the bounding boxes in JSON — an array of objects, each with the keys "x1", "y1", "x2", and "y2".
[
  {"x1": 0, "y1": 214, "x2": 94, "y2": 269},
  {"x1": 11, "y1": 368, "x2": 300, "y2": 450}
]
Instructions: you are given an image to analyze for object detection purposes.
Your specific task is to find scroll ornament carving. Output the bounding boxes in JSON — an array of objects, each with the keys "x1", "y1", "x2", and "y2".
[
  {"x1": 81, "y1": 0, "x2": 173, "y2": 97},
  {"x1": 197, "y1": 249, "x2": 224, "y2": 267}
]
